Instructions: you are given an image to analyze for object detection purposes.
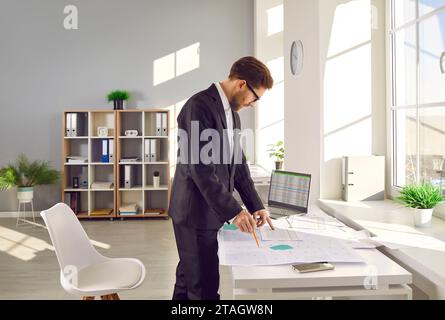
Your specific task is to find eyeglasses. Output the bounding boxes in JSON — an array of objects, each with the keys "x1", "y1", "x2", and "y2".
[{"x1": 245, "y1": 81, "x2": 260, "y2": 102}]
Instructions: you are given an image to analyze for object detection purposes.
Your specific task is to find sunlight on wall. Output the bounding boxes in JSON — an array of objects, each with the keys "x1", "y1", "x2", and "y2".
[
  {"x1": 153, "y1": 53, "x2": 175, "y2": 86},
  {"x1": 267, "y1": 4, "x2": 284, "y2": 36},
  {"x1": 327, "y1": 0, "x2": 371, "y2": 57},
  {"x1": 324, "y1": 116, "x2": 372, "y2": 161},
  {"x1": 323, "y1": 0, "x2": 373, "y2": 162},
  {"x1": 324, "y1": 44, "x2": 372, "y2": 138},
  {"x1": 267, "y1": 56, "x2": 284, "y2": 83},
  {"x1": 176, "y1": 43, "x2": 200, "y2": 77},
  {"x1": 153, "y1": 42, "x2": 200, "y2": 86}
]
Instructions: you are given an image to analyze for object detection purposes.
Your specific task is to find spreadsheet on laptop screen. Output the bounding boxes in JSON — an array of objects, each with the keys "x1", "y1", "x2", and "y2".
[{"x1": 269, "y1": 171, "x2": 311, "y2": 209}]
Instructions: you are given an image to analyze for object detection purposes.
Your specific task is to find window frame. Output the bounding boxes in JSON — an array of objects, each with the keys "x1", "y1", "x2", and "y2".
[{"x1": 387, "y1": 0, "x2": 445, "y2": 198}]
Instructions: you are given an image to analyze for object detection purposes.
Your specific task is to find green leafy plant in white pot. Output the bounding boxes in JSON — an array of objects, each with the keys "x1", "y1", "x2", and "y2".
[
  {"x1": 267, "y1": 141, "x2": 284, "y2": 170},
  {"x1": 0, "y1": 154, "x2": 60, "y2": 201},
  {"x1": 397, "y1": 183, "x2": 445, "y2": 228}
]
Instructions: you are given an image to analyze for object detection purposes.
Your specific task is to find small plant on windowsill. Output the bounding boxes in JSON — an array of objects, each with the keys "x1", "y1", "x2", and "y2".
[
  {"x1": 267, "y1": 141, "x2": 284, "y2": 170},
  {"x1": 107, "y1": 90, "x2": 131, "y2": 110},
  {"x1": 397, "y1": 182, "x2": 445, "y2": 228}
]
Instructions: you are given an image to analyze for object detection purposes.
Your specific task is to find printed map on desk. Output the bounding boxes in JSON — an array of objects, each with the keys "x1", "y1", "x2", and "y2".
[{"x1": 218, "y1": 224, "x2": 364, "y2": 266}]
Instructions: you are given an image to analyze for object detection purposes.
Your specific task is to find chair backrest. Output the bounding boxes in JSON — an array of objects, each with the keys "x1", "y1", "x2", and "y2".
[{"x1": 40, "y1": 203, "x2": 104, "y2": 273}]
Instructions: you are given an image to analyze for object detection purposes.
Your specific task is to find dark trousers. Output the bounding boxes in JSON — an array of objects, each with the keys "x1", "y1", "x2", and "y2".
[{"x1": 172, "y1": 221, "x2": 220, "y2": 300}]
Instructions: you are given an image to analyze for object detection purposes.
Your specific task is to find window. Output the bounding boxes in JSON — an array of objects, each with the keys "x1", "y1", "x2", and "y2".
[
  {"x1": 390, "y1": 0, "x2": 445, "y2": 193},
  {"x1": 255, "y1": 1, "x2": 284, "y2": 171}
]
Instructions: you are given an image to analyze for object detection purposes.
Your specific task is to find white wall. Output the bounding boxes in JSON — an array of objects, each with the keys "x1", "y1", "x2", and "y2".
[
  {"x1": 0, "y1": 0, "x2": 255, "y2": 211},
  {"x1": 284, "y1": 0, "x2": 387, "y2": 202}
]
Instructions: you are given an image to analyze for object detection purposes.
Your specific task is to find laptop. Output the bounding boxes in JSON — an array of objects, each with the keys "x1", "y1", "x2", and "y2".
[{"x1": 267, "y1": 170, "x2": 312, "y2": 219}]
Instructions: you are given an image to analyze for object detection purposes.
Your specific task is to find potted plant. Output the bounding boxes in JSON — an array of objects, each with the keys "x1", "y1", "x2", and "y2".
[
  {"x1": 267, "y1": 141, "x2": 284, "y2": 170},
  {"x1": 0, "y1": 154, "x2": 60, "y2": 201},
  {"x1": 107, "y1": 90, "x2": 131, "y2": 110},
  {"x1": 397, "y1": 183, "x2": 445, "y2": 228}
]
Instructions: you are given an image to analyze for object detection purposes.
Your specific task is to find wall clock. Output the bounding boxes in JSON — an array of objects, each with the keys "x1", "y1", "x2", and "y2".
[{"x1": 290, "y1": 40, "x2": 304, "y2": 76}]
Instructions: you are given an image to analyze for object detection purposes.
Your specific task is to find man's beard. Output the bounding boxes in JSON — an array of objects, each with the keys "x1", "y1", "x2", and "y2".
[{"x1": 229, "y1": 93, "x2": 243, "y2": 112}]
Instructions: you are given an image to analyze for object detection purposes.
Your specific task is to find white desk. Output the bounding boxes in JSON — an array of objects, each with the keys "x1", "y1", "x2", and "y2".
[
  {"x1": 318, "y1": 199, "x2": 445, "y2": 299},
  {"x1": 219, "y1": 207, "x2": 412, "y2": 300}
]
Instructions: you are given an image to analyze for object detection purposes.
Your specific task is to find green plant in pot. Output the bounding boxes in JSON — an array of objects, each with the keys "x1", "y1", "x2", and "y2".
[
  {"x1": 267, "y1": 141, "x2": 284, "y2": 170},
  {"x1": 0, "y1": 154, "x2": 60, "y2": 202},
  {"x1": 107, "y1": 90, "x2": 131, "y2": 110},
  {"x1": 397, "y1": 182, "x2": 445, "y2": 228}
]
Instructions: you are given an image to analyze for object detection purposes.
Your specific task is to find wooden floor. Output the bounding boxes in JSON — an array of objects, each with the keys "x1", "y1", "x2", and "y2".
[{"x1": 0, "y1": 218, "x2": 180, "y2": 300}]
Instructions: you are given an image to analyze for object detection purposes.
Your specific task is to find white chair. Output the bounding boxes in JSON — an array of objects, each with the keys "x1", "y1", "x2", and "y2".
[{"x1": 40, "y1": 203, "x2": 146, "y2": 300}]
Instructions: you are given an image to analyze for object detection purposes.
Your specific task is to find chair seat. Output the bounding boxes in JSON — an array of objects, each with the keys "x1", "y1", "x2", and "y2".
[{"x1": 76, "y1": 259, "x2": 143, "y2": 292}]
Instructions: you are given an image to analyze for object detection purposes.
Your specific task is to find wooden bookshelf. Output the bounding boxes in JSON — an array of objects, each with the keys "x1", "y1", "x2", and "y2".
[
  {"x1": 61, "y1": 109, "x2": 170, "y2": 221},
  {"x1": 116, "y1": 110, "x2": 170, "y2": 220}
]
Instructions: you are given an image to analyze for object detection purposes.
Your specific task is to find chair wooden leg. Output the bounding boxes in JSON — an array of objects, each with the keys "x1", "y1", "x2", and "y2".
[
  {"x1": 83, "y1": 296, "x2": 95, "y2": 300},
  {"x1": 100, "y1": 293, "x2": 120, "y2": 300},
  {"x1": 111, "y1": 293, "x2": 120, "y2": 300}
]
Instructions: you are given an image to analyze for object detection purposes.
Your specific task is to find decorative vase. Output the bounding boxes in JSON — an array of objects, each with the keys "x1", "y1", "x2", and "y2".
[
  {"x1": 153, "y1": 175, "x2": 160, "y2": 188},
  {"x1": 275, "y1": 161, "x2": 283, "y2": 170},
  {"x1": 113, "y1": 100, "x2": 124, "y2": 110},
  {"x1": 17, "y1": 187, "x2": 34, "y2": 202},
  {"x1": 413, "y1": 208, "x2": 433, "y2": 228}
]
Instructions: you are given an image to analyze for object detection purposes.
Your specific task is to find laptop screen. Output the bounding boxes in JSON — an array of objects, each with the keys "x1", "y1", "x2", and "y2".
[{"x1": 268, "y1": 170, "x2": 311, "y2": 213}]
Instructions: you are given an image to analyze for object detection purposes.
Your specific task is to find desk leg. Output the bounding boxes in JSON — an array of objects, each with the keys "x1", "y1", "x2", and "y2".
[{"x1": 219, "y1": 265, "x2": 234, "y2": 300}]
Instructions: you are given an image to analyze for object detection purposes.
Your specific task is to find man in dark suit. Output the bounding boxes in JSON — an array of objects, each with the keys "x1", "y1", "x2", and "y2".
[{"x1": 169, "y1": 56, "x2": 275, "y2": 300}]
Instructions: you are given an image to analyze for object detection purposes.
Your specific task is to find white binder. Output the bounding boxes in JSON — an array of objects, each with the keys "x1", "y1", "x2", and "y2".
[
  {"x1": 161, "y1": 113, "x2": 167, "y2": 136},
  {"x1": 144, "y1": 139, "x2": 151, "y2": 162},
  {"x1": 66, "y1": 113, "x2": 72, "y2": 137},
  {"x1": 342, "y1": 156, "x2": 385, "y2": 201},
  {"x1": 124, "y1": 165, "x2": 134, "y2": 188},
  {"x1": 150, "y1": 139, "x2": 159, "y2": 162},
  {"x1": 156, "y1": 113, "x2": 162, "y2": 136},
  {"x1": 71, "y1": 113, "x2": 78, "y2": 137},
  {"x1": 109, "y1": 140, "x2": 114, "y2": 163}
]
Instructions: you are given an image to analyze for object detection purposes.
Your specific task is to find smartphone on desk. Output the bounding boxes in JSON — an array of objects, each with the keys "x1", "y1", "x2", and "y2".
[{"x1": 292, "y1": 262, "x2": 334, "y2": 273}]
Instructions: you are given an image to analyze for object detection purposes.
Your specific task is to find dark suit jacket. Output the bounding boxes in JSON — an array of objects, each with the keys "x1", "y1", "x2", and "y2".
[{"x1": 169, "y1": 84, "x2": 264, "y2": 230}]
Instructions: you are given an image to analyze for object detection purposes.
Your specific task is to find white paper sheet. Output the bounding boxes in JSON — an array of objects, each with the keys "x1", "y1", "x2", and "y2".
[
  {"x1": 218, "y1": 225, "x2": 364, "y2": 266},
  {"x1": 259, "y1": 226, "x2": 301, "y2": 241}
]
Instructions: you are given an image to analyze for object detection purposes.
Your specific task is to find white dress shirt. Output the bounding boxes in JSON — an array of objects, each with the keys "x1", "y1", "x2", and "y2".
[{"x1": 215, "y1": 82, "x2": 234, "y2": 161}]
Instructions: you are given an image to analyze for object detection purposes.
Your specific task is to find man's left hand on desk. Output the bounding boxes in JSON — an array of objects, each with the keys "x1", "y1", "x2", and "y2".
[{"x1": 253, "y1": 209, "x2": 275, "y2": 230}]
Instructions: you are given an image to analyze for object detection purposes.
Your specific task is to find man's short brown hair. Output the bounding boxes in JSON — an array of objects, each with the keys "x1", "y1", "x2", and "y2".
[{"x1": 229, "y1": 56, "x2": 274, "y2": 89}]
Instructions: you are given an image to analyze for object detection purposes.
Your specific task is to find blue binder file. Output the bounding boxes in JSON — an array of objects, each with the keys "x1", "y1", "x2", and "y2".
[{"x1": 101, "y1": 139, "x2": 109, "y2": 163}]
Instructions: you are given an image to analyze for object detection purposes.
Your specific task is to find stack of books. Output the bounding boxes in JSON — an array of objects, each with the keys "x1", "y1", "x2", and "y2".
[
  {"x1": 144, "y1": 209, "x2": 165, "y2": 216},
  {"x1": 120, "y1": 157, "x2": 140, "y2": 163},
  {"x1": 91, "y1": 181, "x2": 114, "y2": 190},
  {"x1": 119, "y1": 203, "x2": 139, "y2": 215},
  {"x1": 65, "y1": 192, "x2": 81, "y2": 214},
  {"x1": 67, "y1": 156, "x2": 88, "y2": 164},
  {"x1": 90, "y1": 208, "x2": 113, "y2": 216}
]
